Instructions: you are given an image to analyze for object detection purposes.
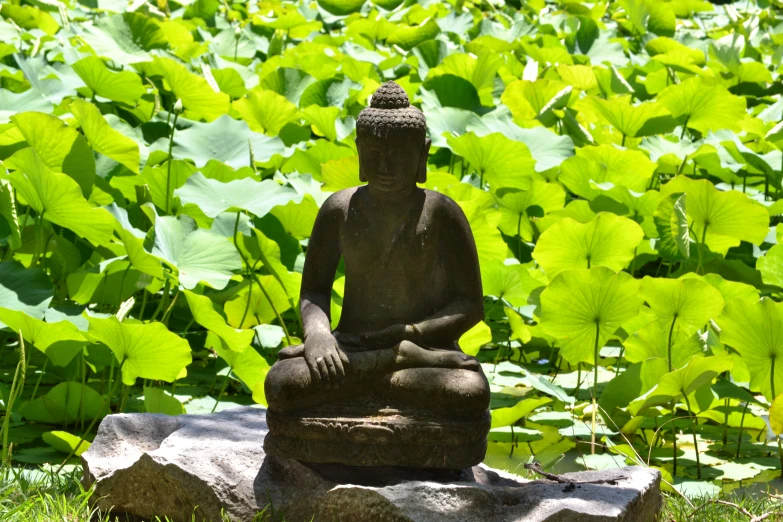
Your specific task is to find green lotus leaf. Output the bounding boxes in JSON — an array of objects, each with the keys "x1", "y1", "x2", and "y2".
[
  {"x1": 717, "y1": 298, "x2": 783, "y2": 402},
  {"x1": 575, "y1": 145, "x2": 656, "y2": 193},
  {"x1": 424, "y1": 107, "x2": 482, "y2": 148},
  {"x1": 316, "y1": 0, "x2": 365, "y2": 15},
  {"x1": 140, "y1": 160, "x2": 197, "y2": 212},
  {"x1": 387, "y1": 20, "x2": 440, "y2": 51},
  {"x1": 428, "y1": 53, "x2": 503, "y2": 107},
  {"x1": 481, "y1": 260, "x2": 545, "y2": 308},
  {"x1": 300, "y1": 77, "x2": 361, "y2": 109},
  {"x1": 105, "y1": 204, "x2": 164, "y2": 280},
  {"x1": 459, "y1": 320, "x2": 492, "y2": 356},
  {"x1": 599, "y1": 358, "x2": 669, "y2": 429},
  {"x1": 301, "y1": 105, "x2": 340, "y2": 141},
  {"x1": 579, "y1": 95, "x2": 675, "y2": 138},
  {"x1": 144, "y1": 386, "x2": 185, "y2": 415},
  {"x1": 540, "y1": 266, "x2": 643, "y2": 365},
  {"x1": 160, "y1": 115, "x2": 286, "y2": 169},
  {"x1": 224, "y1": 275, "x2": 292, "y2": 328},
  {"x1": 321, "y1": 156, "x2": 362, "y2": 191},
  {"x1": 496, "y1": 180, "x2": 566, "y2": 242},
  {"x1": 661, "y1": 176, "x2": 769, "y2": 253},
  {"x1": 421, "y1": 75, "x2": 483, "y2": 113},
  {"x1": 260, "y1": 68, "x2": 317, "y2": 106},
  {"x1": 467, "y1": 114, "x2": 575, "y2": 172},
  {"x1": 458, "y1": 201, "x2": 510, "y2": 268},
  {"x1": 532, "y1": 213, "x2": 645, "y2": 277},
  {"x1": 446, "y1": 132, "x2": 535, "y2": 190},
  {"x1": 771, "y1": 394, "x2": 783, "y2": 435},
  {"x1": 174, "y1": 172, "x2": 302, "y2": 219},
  {"x1": 628, "y1": 353, "x2": 733, "y2": 414},
  {"x1": 556, "y1": 65, "x2": 599, "y2": 91},
  {"x1": 412, "y1": 39, "x2": 449, "y2": 79},
  {"x1": 184, "y1": 290, "x2": 254, "y2": 352},
  {"x1": 758, "y1": 244, "x2": 783, "y2": 289},
  {"x1": 491, "y1": 397, "x2": 551, "y2": 429},
  {"x1": 679, "y1": 272, "x2": 759, "y2": 303},
  {"x1": 623, "y1": 316, "x2": 704, "y2": 369},
  {"x1": 87, "y1": 315, "x2": 192, "y2": 385},
  {"x1": 506, "y1": 307, "x2": 532, "y2": 343},
  {"x1": 0, "y1": 260, "x2": 53, "y2": 320},
  {"x1": 653, "y1": 193, "x2": 689, "y2": 261},
  {"x1": 640, "y1": 276, "x2": 724, "y2": 341},
  {"x1": 233, "y1": 89, "x2": 300, "y2": 135},
  {"x1": 70, "y1": 99, "x2": 140, "y2": 174},
  {"x1": 619, "y1": 0, "x2": 675, "y2": 37},
  {"x1": 207, "y1": 331, "x2": 270, "y2": 402},
  {"x1": 42, "y1": 431, "x2": 91, "y2": 457},
  {"x1": 20, "y1": 382, "x2": 107, "y2": 424},
  {"x1": 281, "y1": 141, "x2": 355, "y2": 178},
  {"x1": 4, "y1": 148, "x2": 114, "y2": 246},
  {"x1": 71, "y1": 56, "x2": 146, "y2": 106},
  {"x1": 146, "y1": 215, "x2": 241, "y2": 290},
  {"x1": 144, "y1": 57, "x2": 230, "y2": 121},
  {"x1": 501, "y1": 79, "x2": 572, "y2": 124},
  {"x1": 88, "y1": 12, "x2": 167, "y2": 60},
  {"x1": 10, "y1": 112, "x2": 95, "y2": 196},
  {"x1": 0, "y1": 308, "x2": 86, "y2": 367},
  {"x1": 66, "y1": 259, "x2": 149, "y2": 307},
  {"x1": 658, "y1": 77, "x2": 746, "y2": 136}
]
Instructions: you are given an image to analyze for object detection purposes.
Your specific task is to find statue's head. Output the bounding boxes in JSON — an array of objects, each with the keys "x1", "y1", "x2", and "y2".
[{"x1": 356, "y1": 81, "x2": 431, "y2": 196}]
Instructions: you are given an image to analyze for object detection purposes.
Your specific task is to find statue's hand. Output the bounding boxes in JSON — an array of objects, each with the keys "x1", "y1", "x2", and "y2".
[
  {"x1": 359, "y1": 324, "x2": 413, "y2": 348},
  {"x1": 304, "y1": 332, "x2": 349, "y2": 389}
]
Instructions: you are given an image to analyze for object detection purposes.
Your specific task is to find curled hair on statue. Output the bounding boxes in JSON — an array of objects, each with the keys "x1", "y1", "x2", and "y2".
[{"x1": 356, "y1": 81, "x2": 427, "y2": 141}]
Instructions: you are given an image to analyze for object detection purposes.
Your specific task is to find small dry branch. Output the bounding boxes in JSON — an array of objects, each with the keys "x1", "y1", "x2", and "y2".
[{"x1": 523, "y1": 462, "x2": 627, "y2": 485}]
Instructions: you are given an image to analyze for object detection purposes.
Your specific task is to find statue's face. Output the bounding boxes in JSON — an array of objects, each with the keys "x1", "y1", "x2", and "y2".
[{"x1": 356, "y1": 133, "x2": 428, "y2": 196}]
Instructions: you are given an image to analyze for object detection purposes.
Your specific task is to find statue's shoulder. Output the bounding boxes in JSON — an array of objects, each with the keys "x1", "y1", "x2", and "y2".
[
  {"x1": 320, "y1": 187, "x2": 359, "y2": 216},
  {"x1": 422, "y1": 189, "x2": 469, "y2": 224}
]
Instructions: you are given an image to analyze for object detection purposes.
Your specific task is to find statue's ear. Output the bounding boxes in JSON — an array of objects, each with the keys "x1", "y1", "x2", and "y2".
[
  {"x1": 417, "y1": 138, "x2": 431, "y2": 184},
  {"x1": 357, "y1": 137, "x2": 367, "y2": 182}
]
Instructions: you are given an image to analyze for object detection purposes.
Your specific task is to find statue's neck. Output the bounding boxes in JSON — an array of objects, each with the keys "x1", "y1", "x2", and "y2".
[{"x1": 367, "y1": 185, "x2": 418, "y2": 204}]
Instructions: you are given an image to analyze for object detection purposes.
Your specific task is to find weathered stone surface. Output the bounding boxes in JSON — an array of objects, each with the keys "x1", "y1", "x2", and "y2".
[
  {"x1": 82, "y1": 407, "x2": 662, "y2": 522},
  {"x1": 264, "y1": 405, "x2": 490, "y2": 468}
]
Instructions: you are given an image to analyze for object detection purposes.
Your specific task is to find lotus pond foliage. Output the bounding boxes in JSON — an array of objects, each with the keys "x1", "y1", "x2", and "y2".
[{"x1": 0, "y1": 0, "x2": 782, "y2": 498}]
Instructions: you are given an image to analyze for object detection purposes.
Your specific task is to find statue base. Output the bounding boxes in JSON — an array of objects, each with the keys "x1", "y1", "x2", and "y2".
[{"x1": 264, "y1": 405, "x2": 491, "y2": 469}]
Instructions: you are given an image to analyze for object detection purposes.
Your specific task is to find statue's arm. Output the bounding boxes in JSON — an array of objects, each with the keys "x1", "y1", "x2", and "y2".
[
  {"x1": 409, "y1": 198, "x2": 484, "y2": 346},
  {"x1": 300, "y1": 193, "x2": 344, "y2": 338}
]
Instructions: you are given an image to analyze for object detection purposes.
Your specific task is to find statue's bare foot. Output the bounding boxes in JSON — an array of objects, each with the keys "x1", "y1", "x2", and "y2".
[{"x1": 395, "y1": 341, "x2": 480, "y2": 371}]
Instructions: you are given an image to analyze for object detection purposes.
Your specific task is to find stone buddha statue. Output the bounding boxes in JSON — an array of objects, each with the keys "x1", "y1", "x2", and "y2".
[{"x1": 263, "y1": 81, "x2": 491, "y2": 469}]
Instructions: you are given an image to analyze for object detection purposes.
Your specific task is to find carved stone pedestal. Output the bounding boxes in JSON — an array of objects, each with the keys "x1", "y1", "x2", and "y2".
[
  {"x1": 82, "y1": 407, "x2": 663, "y2": 522},
  {"x1": 264, "y1": 405, "x2": 491, "y2": 469}
]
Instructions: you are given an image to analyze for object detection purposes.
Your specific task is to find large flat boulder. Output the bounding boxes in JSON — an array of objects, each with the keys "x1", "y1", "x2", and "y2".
[{"x1": 81, "y1": 407, "x2": 661, "y2": 522}]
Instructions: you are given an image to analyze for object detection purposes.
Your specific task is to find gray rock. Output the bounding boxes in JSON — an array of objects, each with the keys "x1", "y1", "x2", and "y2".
[{"x1": 82, "y1": 407, "x2": 662, "y2": 522}]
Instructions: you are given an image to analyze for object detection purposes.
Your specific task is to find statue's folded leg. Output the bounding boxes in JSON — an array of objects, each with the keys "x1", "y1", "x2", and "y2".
[
  {"x1": 385, "y1": 367, "x2": 490, "y2": 419},
  {"x1": 265, "y1": 341, "x2": 487, "y2": 413}
]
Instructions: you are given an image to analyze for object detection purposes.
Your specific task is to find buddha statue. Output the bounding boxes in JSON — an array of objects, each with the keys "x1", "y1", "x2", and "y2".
[{"x1": 263, "y1": 81, "x2": 491, "y2": 469}]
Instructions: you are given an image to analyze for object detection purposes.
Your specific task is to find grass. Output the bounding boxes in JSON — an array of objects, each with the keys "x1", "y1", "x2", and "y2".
[
  {"x1": 0, "y1": 466, "x2": 277, "y2": 522},
  {"x1": 3, "y1": 465, "x2": 783, "y2": 522}
]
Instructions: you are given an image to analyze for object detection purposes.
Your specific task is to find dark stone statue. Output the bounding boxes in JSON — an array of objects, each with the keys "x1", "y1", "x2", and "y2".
[{"x1": 263, "y1": 81, "x2": 491, "y2": 469}]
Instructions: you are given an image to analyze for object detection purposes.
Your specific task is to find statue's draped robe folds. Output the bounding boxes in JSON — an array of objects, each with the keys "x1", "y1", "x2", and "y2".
[{"x1": 263, "y1": 82, "x2": 491, "y2": 468}]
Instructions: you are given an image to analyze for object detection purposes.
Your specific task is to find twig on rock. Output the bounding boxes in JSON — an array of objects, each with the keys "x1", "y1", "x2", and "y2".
[{"x1": 523, "y1": 462, "x2": 627, "y2": 485}]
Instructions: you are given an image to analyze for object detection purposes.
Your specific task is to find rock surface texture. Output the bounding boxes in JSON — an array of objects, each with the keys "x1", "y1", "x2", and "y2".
[{"x1": 82, "y1": 407, "x2": 662, "y2": 522}]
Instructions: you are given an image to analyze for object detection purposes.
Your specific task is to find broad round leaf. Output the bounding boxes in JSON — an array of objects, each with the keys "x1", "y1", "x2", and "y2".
[
  {"x1": 717, "y1": 298, "x2": 783, "y2": 402},
  {"x1": 87, "y1": 316, "x2": 192, "y2": 385},
  {"x1": 540, "y1": 267, "x2": 643, "y2": 365},
  {"x1": 147, "y1": 215, "x2": 242, "y2": 290},
  {"x1": 533, "y1": 213, "x2": 644, "y2": 277}
]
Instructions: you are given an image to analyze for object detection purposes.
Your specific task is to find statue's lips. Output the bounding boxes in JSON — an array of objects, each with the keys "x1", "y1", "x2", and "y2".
[{"x1": 373, "y1": 172, "x2": 397, "y2": 187}]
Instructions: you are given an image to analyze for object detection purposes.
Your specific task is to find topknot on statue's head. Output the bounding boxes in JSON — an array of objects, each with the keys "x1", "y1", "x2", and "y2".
[
  {"x1": 357, "y1": 81, "x2": 426, "y2": 141},
  {"x1": 369, "y1": 81, "x2": 410, "y2": 109}
]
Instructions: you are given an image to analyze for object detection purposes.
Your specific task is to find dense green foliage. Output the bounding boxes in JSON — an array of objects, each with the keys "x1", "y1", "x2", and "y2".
[{"x1": 1, "y1": 0, "x2": 783, "y2": 501}]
